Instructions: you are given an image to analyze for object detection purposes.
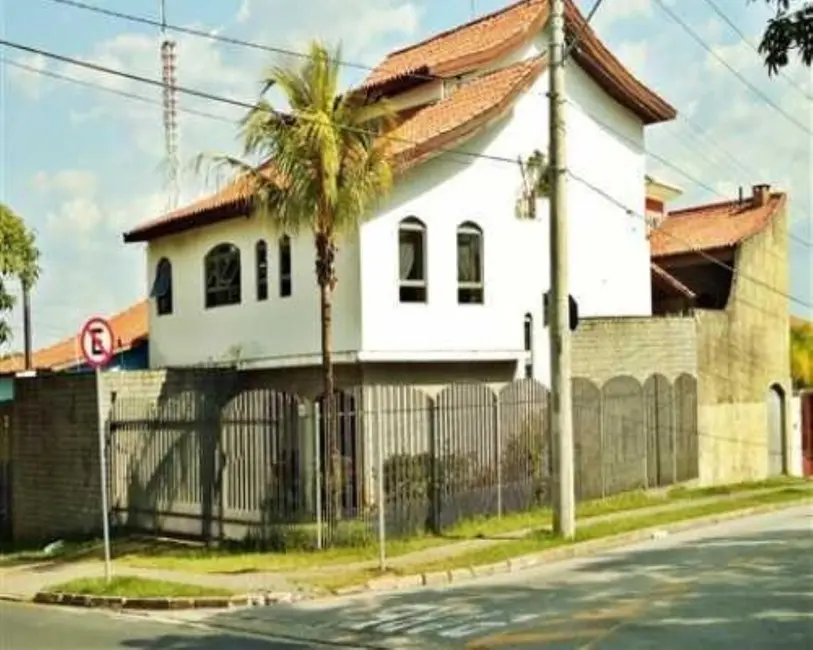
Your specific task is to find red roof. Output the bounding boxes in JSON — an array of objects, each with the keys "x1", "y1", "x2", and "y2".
[
  {"x1": 650, "y1": 191, "x2": 787, "y2": 258},
  {"x1": 125, "y1": 58, "x2": 545, "y2": 242},
  {"x1": 0, "y1": 301, "x2": 148, "y2": 373},
  {"x1": 124, "y1": 0, "x2": 676, "y2": 244},
  {"x1": 363, "y1": 0, "x2": 675, "y2": 125}
]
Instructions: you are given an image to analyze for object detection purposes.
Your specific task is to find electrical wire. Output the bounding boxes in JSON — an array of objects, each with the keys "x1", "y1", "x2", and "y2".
[
  {"x1": 1, "y1": 38, "x2": 809, "y2": 311},
  {"x1": 652, "y1": 0, "x2": 812, "y2": 136},
  {"x1": 0, "y1": 57, "x2": 235, "y2": 123},
  {"x1": 699, "y1": 0, "x2": 812, "y2": 101}
]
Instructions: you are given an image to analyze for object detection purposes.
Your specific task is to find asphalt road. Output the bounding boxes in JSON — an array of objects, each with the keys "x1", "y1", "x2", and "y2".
[
  {"x1": 2, "y1": 505, "x2": 811, "y2": 649},
  {"x1": 203, "y1": 504, "x2": 813, "y2": 649},
  {"x1": 0, "y1": 600, "x2": 322, "y2": 650}
]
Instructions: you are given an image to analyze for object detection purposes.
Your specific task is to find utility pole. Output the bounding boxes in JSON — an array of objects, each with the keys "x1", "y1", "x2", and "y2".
[
  {"x1": 547, "y1": 0, "x2": 575, "y2": 539},
  {"x1": 22, "y1": 282, "x2": 32, "y2": 370}
]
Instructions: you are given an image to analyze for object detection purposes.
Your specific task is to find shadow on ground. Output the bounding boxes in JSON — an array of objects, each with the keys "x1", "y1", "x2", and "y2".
[{"x1": 192, "y1": 520, "x2": 813, "y2": 649}]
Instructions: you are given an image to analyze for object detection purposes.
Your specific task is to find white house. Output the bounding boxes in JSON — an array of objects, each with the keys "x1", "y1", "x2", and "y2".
[{"x1": 123, "y1": 0, "x2": 677, "y2": 390}]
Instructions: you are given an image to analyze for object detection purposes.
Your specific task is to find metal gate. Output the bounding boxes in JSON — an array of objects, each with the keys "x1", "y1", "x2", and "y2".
[
  {"x1": 767, "y1": 385, "x2": 785, "y2": 476},
  {"x1": 0, "y1": 404, "x2": 12, "y2": 540}
]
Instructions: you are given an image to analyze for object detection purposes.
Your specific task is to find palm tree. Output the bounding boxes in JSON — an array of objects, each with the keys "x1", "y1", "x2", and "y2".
[{"x1": 202, "y1": 41, "x2": 394, "y2": 523}]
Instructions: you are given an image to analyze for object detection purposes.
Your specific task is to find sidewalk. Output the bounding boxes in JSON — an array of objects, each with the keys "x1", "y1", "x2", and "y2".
[{"x1": 0, "y1": 486, "x2": 806, "y2": 600}]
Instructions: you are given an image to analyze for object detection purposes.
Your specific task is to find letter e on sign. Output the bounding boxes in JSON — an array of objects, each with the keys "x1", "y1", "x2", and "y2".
[{"x1": 79, "y1": 317, "x2": 115, "y2": 369}]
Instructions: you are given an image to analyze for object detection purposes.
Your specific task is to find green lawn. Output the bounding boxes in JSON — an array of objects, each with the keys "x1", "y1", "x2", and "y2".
[
  {"x1": 45, "y1": 576, "x2": 233, "y2": 599},
  {"x1": 301, "y1": 484, "x2": 813, "y2": 593}
]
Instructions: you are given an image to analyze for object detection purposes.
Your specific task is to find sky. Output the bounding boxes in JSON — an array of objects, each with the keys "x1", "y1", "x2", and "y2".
[{"x1": 0, "y1": 0, "x2": 811, "y2": 352}]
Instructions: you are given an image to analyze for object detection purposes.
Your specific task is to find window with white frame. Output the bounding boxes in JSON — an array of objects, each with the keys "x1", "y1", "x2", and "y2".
[
  {"x1": 398, "y1": 216, "x2": 427, "y2": 303},
  {"x1": 255, "y1": 240, "x2": 268, "y2": 301},
  {"x1": 457, "y1": 221, "x2": 484, "y2": 304}
]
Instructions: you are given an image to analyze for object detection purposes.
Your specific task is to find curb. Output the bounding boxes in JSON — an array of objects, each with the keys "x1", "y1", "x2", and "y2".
[
  {"x1": 329, "y1": 498, "x2": 811, "y2": 597},
  {"x1": 30, "y1": 590, "x2": 303, "y2": 611}
]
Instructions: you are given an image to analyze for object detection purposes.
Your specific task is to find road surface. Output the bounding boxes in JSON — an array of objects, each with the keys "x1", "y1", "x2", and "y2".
[
  {"x1": 201, "y1": 504, "x2": 813, "y2": 649},
  {"x1": 0, "y1": 600, "x2": 321, "y2": 650},
  {"x1": 2, "y1": 505, "x2": 811, "y2": 649}
]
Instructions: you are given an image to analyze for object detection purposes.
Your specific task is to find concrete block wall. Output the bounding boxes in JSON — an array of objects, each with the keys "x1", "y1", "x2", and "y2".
[
  {"x1": 11, "y1": 374, "x2": 101, "y2": 542},
  {"x1": 572, "y1": 315, "x2": 698, "y2": 385}
]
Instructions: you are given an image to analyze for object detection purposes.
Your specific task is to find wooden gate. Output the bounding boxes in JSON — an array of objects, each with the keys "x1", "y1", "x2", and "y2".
[{"x1": 0, "y1": 404, "x2": 12, "y2": 540}]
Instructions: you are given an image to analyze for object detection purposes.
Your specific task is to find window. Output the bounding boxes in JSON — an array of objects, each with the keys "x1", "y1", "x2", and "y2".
[
  {"x1": 398, "y1": 217, "x2": 427, "y2": 303},
  {"x1": 151, "y1": 257, "x2": 173, "y2": 316},
  {"x1": 457, "y1": 221, "x2": 484, "y2": 304},
  {"x1": 204, "y1": 243, "x2": 241, "y2": 309},
  {"x1": 279, "y1": 235, "x2": 292, "y2": 297},
  {"x1": 255, "y1": 240, "x2": 268, "y2": 301},
  {"x1": 523, "y1": 313, "x2": 533, "y2": 378}
]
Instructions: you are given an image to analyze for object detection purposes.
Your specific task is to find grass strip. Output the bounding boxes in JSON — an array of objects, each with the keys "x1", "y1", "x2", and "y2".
[
  {"x1": 303, "y1": 484, "x2": 812, "y2": 593},
  {"x1": 44, "y1": 576, "x2": 234, "y2": 599}
]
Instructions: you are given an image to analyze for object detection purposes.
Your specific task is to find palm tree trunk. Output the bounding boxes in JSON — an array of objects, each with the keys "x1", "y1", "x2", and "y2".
[{"x1": 316, "y1": 232, "x2": 341, "y2": 527}]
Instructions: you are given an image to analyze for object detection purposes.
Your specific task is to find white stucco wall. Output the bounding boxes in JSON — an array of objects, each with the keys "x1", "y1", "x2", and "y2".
[
  {"x1": 357, "y1": 54, "x2": 651, "y2": 384},
  {"x1": 789, "y1": 395, "x2": 803, "y2": 477},
  {"x1": 145, "y1": 216, "x2": 362, "y2": 368},
  {"x1": 144, "y1": 41, "x2": 654, "y2": 375}
]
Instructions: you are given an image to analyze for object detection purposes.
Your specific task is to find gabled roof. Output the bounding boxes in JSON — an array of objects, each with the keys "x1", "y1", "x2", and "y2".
[
  {"x1": 363, "y1": 0, "x2": 676, "y2": 125},
  {"x1": 650, "y1": 190, "x2": 786, "y2": 259},
  {"x1": 124, "y1": 58, "x2": 545, "y2": 243},
  {"x1": 0, "y1": 301, "x2": 148, "y2": 373},
  {"x1": 124, "y1": 0, "x2": 676, "y2": 244}
]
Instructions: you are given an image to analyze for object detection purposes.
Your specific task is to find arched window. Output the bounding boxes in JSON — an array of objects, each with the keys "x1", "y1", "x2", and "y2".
[
  {"x1": 151, "y1": 257, "x2": 173, "y2": 316},
  {"x1": 255, "y1": 240, "x2": 268, "y2": 301},
  {"x1": 457, "y1": 221, "x2": 484, "y2": 304},
  {"x1": 204, "y1": 243, "x2": 241, "y2": 309},
  {"x1": 279, "y1": 235, "x2": 292, "y2": 297},
  {"x1": 398, "y1": 216, "x2": 427, "y2": 303},
  {"x1": 523, "y1": 313, "x2": 533, "y2": 378}
]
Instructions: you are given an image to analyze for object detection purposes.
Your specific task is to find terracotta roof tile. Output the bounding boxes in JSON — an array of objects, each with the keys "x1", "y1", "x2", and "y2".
[
  {"x1": 363, "y1": 0, "x2": 547, "y2": 89},
  {"x1": 0, "y1": 301, "x2": 148, "y2": 373},
  {"x1": 124, "y1": 59, "x2": 544, "y2": 242},
  {"x1": 363, "y1": 0, "x2": 675, "y2": 125},
  {"x1": 387, "y1": 57, "x2": 545, "y2": 166},
  {"x1": 650, "y1": 192, "x2": 786, "y2": 258}
]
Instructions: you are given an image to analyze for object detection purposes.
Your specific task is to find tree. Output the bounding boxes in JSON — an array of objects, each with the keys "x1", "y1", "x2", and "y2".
[
  {"x1": 756, "y1": 0, "x2": 813, "y2": 74},
  {"x1": 201, "y1": 41, "x2": 393, "y2": 522},
  {"x1": 790, "y1": 318, "x2": 813, "y2": 389},
  {"x1": 0, "y1": 203, "x2": 40, "y2": 345}
]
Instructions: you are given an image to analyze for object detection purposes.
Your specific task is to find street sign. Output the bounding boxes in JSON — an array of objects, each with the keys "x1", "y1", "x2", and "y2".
[
  {"x1": 78, "y1": 315, "x2": 114, "y2": 583},
  {"x1": 79, "y1": 317, "x2": 114, "y2": 369}
]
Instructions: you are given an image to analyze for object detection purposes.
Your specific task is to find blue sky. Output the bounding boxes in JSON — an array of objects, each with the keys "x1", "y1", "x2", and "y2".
[{"x1": 0, "y1": 0, "x2": 811, "y2": 351}]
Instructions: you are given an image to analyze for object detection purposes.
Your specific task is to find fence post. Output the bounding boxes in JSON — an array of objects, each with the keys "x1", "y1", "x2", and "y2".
[
  {"x1": 428, "y1": 400, "x2": 440, "y2": 534},
  {"x1": 494, "y1": 398, "x2": 502, "y2": 519},
  {"x1": 314, "y1": 400, "x2": 323, "y2": 551},
  {"x1": 376, "y1": 409, "x2": 387, "y2": 571}
]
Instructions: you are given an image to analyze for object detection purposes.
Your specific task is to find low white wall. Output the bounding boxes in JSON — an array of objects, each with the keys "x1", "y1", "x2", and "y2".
[{"x1": 789, "y1": 396, "x2": 803, "y2": 477}]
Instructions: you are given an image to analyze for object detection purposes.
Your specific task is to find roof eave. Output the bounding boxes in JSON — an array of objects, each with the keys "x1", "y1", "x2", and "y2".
[{"x1": 124, "y1": 201, "x2": 252, "y2": 243}]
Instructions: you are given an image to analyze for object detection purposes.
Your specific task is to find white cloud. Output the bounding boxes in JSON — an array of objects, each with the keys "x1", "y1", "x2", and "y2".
[{"x1": 5, "y1": 53, "x2": 49, "y2": 99}]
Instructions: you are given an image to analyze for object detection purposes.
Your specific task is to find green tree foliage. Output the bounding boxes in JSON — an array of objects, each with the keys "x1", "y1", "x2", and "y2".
[
  {"x1": 200, "y1": 41, "x2": 393, "y2": 522},
  {"x1": 0, "y1": 203, "x2": 40, "y2": 345},
  {"x1": 756, "y1": 0, "x2": 813, "y2": 74},
  {"x1": 791, "y1": 317, "x2": 813, "y2": 389}
]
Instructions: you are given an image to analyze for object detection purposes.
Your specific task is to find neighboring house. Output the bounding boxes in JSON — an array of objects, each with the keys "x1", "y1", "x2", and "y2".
[
  {"x1": 649, "y1": 183, "x2": 792, "y2": 484},
  {"x1": 123, "y1": 0, "x2": 676, "y2": 393},
  {"x1": 0, "y1": 301, "x2": 149, "y2": 381}
]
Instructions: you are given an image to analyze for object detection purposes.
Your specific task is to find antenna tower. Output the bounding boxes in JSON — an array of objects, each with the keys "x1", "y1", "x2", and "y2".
[{"x1": 160, "y1": 0, "x2": 179, "y2": 210}]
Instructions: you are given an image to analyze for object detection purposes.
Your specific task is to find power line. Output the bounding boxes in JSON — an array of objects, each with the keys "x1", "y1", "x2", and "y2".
[
  {"x1": 566, "y1": 98, "x2": 812, "y2": 250},
  {"x1": 2, "y1": 38, "x2": 808, "y2": 309},
  {"x1": 567, "y1": 169, "x2": 813, "y2": 311},
  {"x1": 652, "y1": 0, "x2": 812, "y2": 136},
  {"x1": 0, "y1": 56, "x2": 234, "y2": 123},
  {"x1": 0, "y1": 37, "x2": 521, "y2": 168},
  {"x1": 699, "y1": 0, "x2": 812, "y2": 100}
]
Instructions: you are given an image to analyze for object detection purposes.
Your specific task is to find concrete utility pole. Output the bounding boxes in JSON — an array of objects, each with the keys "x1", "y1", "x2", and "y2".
[{"x1": 547, "y1": 0, "x2": 575, "y2": 539}]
